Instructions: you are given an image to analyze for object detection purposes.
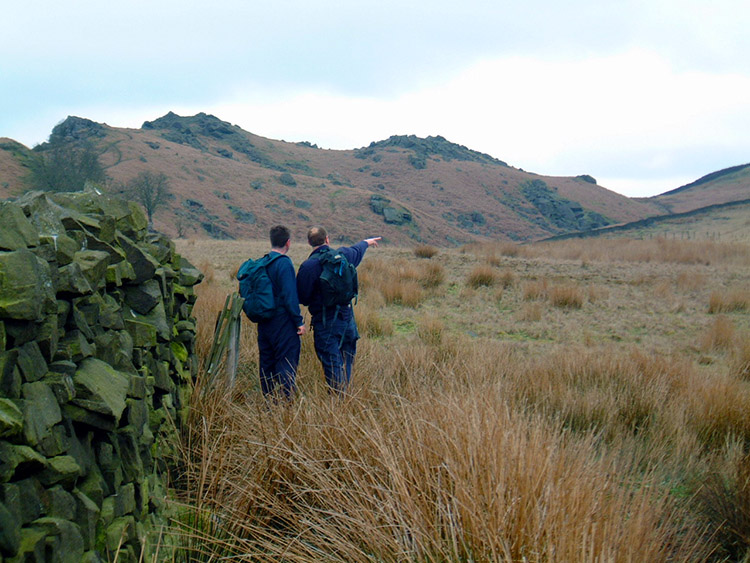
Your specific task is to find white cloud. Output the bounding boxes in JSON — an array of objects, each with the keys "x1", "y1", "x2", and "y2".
[
  {"x1": 8, "y1": 44, "x2": 749, "y2": 198},
  {"x1": 202, "y1": 49, "x2": 750, "y2": 196}
]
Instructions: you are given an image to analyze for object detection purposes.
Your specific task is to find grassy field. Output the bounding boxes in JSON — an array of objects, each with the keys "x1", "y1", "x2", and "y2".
[{"x1": 165, "y1": 236, "x2": 750, "y2": 562}]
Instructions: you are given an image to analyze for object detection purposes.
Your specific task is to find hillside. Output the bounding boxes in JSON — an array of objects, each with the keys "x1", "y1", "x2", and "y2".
[
  {"x1": 640, "y1": 163, "x2": 750, "y2": 215},
  {"x1": 545, "y1": 199, "x2": 750, "y2": 242},
  {"x1": 1, "y1": 113, "x2": 746, "y2": 245}
]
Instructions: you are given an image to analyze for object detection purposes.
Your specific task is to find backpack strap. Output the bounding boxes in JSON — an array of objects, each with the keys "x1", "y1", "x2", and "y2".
[
  {"x1": 262, "y1": 252, "x2": 286, "y2": 315},
  {"x1": 262, "y1": 251, "x2": 285, "y2": 266},
  {"x1": 317, "y1": 248, "x2": 332, "y2": 327}
]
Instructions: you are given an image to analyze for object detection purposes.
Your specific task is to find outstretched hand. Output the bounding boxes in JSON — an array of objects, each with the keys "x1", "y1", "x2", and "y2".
[
  {"x1": 365, "y1": 236, "x2": 382, "y2": 247},
  {"x1": 297, "y1": 325, "x2": 306, "y2": 336}
]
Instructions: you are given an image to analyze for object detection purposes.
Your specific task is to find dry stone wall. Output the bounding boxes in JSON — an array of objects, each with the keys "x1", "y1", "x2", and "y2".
[{"x1": 0, "y1": 191, "x2": 202, "y2": 562}]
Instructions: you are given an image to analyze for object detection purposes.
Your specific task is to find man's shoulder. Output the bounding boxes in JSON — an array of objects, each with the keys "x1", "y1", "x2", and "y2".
[
  {"x1": 266, "y1": 253, "x2": 293, "y2": 275},
  {"x1": 301, "y1": 247, "x2": 327, "y2": 265}
]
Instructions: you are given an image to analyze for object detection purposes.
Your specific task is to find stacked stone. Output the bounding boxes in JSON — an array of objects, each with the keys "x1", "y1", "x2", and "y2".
[{"x1": 0, "y1": 191, "x2": 202, "y2": 562}]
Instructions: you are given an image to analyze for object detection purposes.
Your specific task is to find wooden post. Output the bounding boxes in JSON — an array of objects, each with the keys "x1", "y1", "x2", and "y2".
[
  {"x1": 204, "y1": 292, "x2": 245, "y2": 394},
  {"x1": 226, "y1": 294, "x2": 243, "y2": 390}
]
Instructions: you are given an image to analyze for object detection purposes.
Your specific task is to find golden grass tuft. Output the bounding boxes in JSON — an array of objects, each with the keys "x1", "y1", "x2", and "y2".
[
  {"x1": 518, "y1": 302, "x2": 543, "y2": 322},
  {"x1": 359, "y1": 258, "x2": 433, "y2": 307},
  {"x1": 699, "y1": 315, "x2": 736, "y2": 352},
  {"x1": 381, "y1": 280, "x2": 424, "y2": 308},
  {"x1": 687, "y1": 372, "x2": 750, "y2": 447},
  {"x1": 419, "y1": 261, "x2": 445, "y2": 289},
  {"x1": 731, "y1": 332, "x2": 750, "y2": 380},
  {"x1": 466, "y1": 265, "x2": 497, "y2": 288},
  {"x1": 416, "y1": 314, "x2": 446, "y2": 346},
  {"x1": 355, "y1": 303, "x2": 394, "y2": 338},
  {"x1": 548, "y1": 284, "x2": 585, "y2": 309},
  {"x1": 497, "y1": 268, "x2": 517, "y2": 288},
  {"x1": 196, "y1": 259, "x2": 215, "y2": 285},
  {"x1": 413, "y1": 244, "x2": 438, "y2": 259},
  {"x1": 653, "y1": 279, "x2": 674, "y2": 300},
  {"x1": 523, "y1": 279, "x2": 548, "y2": 301},
  {"x1": 708, "y1": 287, "x2": 750, "y2": 313}
]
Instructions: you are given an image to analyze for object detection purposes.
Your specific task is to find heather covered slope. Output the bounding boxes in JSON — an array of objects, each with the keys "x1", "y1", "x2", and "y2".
[
  {"x1": 643, "y1": 163, "x2": 750, "y2": 214},
  {"x1": 2, "y1": 113, "x2": 747, "y2": 244},
  {"x1": 0, "y1": 138, "x2": 34, "y2": 195}
]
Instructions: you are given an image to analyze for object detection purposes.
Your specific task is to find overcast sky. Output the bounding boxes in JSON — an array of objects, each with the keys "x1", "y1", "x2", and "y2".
[{"x1": 3, "y1": 0, "x2": 750, "y2": 197}]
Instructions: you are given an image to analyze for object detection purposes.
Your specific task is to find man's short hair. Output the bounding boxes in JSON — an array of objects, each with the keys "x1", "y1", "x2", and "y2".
[
  {"x1": 307, "y1": 226, "x2": 327, "y2": 247},
  {"x1": 270, "y1": 225, "x2": 291, "y2": 248}
]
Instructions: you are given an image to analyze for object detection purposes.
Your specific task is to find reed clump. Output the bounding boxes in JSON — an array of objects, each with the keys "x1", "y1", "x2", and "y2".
[
  {"x1": 523, "y1": 279, "x2": 548, "y2": 301},
  {"x1": 359, "y1": 258, "x2": 430, "y2": 307},
  {"x1": 548, "y1": 284, "x2": 585, "y2": 309},
  {"x1": 416, "y1": 314, "x2": 446, "y2": 346},
  {"x1": 731, "y1": 333, "x2": 750, "y2": 380},
  {"x1": 694, "y1": 450, "x2": 750, "y2": 561},
  {"x1": 497, "y1": 268, "x2": 517, "y2": 288},
  {"x1": 354, "y1": 302, "x2": 394, "y2": 338},
  {"x1": 413, "y1": 244, "x2": 438, "y2": 259},
  {"x1": 419, "y1": 261, "x2": 445, "y2": 289},
  {"x1": 708, "y1": 287, "x2": 750, "y2": 313},
  {"x1": 699, "y1": 315, "x2": 736, "y2": 352},
  {"x1": 467, "y1": 265, "x2": 497, "y2": 288}
]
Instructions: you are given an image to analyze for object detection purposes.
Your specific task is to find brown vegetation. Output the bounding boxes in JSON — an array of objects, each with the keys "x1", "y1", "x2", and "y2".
[
  {"x1": 413, "y1": 244, "x2": 439, "y2": 259},
  {"x1": 165, "y1": 236, "x2": 750, "y2": 561},
  {"x1": 466, "y1": 265, "x2": 498, "y2": 288},
  {"x1": 709, "y1": 287, "x2": 750, "y2": 313}
]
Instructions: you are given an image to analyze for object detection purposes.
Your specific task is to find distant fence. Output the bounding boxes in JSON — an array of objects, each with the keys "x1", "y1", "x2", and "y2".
[{"x1": 540, "y1": 198, "x2": 750, "y2": 242}]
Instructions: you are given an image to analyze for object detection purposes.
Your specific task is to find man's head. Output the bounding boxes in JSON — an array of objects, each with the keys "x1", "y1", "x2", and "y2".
[
  {"x1": 270, "y1": 225, "x2": 291, "y2": 249},
  {"x1": 307, "y1": 226, "x2": 328, "y2": 247}
]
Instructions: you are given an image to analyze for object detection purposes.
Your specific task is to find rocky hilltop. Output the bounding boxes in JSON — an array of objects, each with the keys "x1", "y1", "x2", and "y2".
[{"x1": 2, "y1": 113, "x2": 748, "y2": 244}]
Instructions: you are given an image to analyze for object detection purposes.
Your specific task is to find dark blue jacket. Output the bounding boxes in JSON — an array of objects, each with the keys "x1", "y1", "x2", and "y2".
[
  {"x1": 296, "y1": 241, "x2": 369, "y2": 321},
  {"x1": 264, "y1": 251, "x2": 304, "y2": 327}
]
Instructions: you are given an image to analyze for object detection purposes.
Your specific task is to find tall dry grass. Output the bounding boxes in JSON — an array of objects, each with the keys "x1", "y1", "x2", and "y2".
[
  {"x1": 732, "y1": 333, "x2": 750, "y2": 381},
  {"x1": 358, "y1": 257, "x2": 445, "y2": 308},
  {"x1": 530, "y1": 238, "x2": 750, "y2": 266},
  {"x1": 548, "y1": 284, "x2": 585, "y2": 309},
  {"x1": 413, "y1": 244, "x2": 439, "y2": 259},
  {"x1": 467, "y1": 237, "x2": 750, "y2": 267},
  {"x1": 709, "y1": 287, "x2": 750, "y2": 313},
  {"x1": 167, "y1": 338, "x2": 737, "y2": 561},
  {"x1": 167, "y1": 236, "x2": 750, "y2": 561},
  {"x1": 466, "y1": 265, "x2": 497, "y2": 289},
  {"x1": 699, "y1": 315, "x2": 736, "y2": 353}
]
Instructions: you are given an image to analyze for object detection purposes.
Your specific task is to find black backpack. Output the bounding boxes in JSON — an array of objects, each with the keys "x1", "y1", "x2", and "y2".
[
  {"x1": 318, "y1": 248, "x2": 358, "y2": 310},
  {"x1": 236, "y1": 253, "x2": 283, "y2": 322}
]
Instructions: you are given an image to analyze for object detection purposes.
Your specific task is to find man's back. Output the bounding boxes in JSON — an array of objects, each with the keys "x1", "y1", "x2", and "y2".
[
  {"x1": 297, "y1": 240, "x2": 369, "y2": 319},
  {"x1": 264, "y1": 251, "x2": 303, "y2": 326}
]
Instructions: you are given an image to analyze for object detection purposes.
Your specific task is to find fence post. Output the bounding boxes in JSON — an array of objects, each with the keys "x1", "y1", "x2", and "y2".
[
  {"x1": 204, "y1": 292, "x2": 245, "y2": 394},
  {"x1": 226, "y1": 295, "x2": 243, "y2": 390}
]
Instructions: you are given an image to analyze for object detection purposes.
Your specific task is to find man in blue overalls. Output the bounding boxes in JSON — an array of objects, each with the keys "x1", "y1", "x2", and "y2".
[
  {"x1": 257, "y1": 225, "x2": 306, "y2": 399},
  {"x1": 296, "y1": 226, "x2": 380, "y2": 393}
]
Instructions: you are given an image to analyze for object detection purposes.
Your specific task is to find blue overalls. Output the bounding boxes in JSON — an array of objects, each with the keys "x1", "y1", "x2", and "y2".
[
  {"x1": 257, "y1": 252, "x2": 303, "y2": 398},
  {"x1": 296, "y1": 241, "x2": 368, "y2": 393}
]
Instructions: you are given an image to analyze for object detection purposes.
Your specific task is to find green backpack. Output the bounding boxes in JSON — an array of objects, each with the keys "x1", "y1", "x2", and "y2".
[
  {"x1": 237, "y1": 253, "x2": 283, "y2": 322},
  {"x1": 317, "y1": 247, "x2": 358, "y2": 310}
]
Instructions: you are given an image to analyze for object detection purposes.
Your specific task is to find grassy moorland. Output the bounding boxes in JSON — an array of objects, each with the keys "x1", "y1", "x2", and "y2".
[{"x1": 166, "y1": 236, "x2": 750, "y2": 562}]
